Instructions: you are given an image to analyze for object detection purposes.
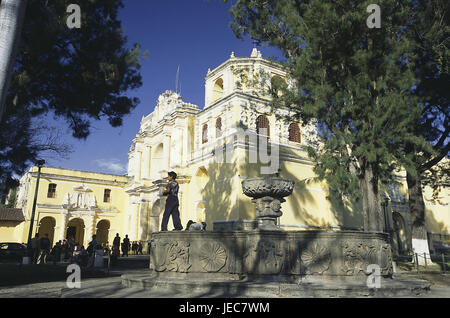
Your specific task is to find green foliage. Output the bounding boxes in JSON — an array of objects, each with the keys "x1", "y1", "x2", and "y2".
[
  {"x1": 405, "y1": 0, "x2": 449, "y2": 178},
  {"x1": 422, "y1": 159, "x2": 450, "y2": 204},
  {"x1": 12, "y1": 0, "x2": 144, "y2": 138},
  {"x1": 0, "y1": 0, "x2": 144, "y2": 187},
  {"x1": 225, "y1": 0, "x2": 429, "y2": 200}
]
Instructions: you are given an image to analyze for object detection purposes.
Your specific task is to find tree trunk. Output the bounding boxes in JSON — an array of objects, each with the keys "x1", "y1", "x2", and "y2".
[
  {"x1": 0, "y1": 0, "x2": 28, "y2": 122},
  {"x1": 361, "y1": 164, "x2": 384, "y2": 232},
  {"x1": 406, "y1": 170, "x2": 433, "y2": 265}
]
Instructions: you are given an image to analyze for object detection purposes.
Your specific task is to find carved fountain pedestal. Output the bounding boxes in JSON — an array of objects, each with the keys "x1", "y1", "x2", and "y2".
[
  {"x1": 120, "y1": 177, "x2": 431, "y2": 297},
  {"x1": 241, "y1": 177, "x2": 294, "y2": 231}
]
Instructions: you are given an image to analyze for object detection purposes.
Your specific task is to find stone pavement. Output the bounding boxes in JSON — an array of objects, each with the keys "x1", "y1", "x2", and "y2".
[
  {"x1": 1, "y1": 270, "x2": 448, "y2": 298},
  {"x1": 63, "y1": 272, "x2": 439, "y2": 298},
  {"x1": 0, "y1": 255, "x2": 449, "y2": 298}
]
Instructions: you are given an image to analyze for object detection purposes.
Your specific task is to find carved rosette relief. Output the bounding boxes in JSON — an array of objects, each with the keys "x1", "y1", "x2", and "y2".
[
  {"x1": 244, "y1": 239, "x2": 284, "y2": 274},
  {"x1": 301, "y1": 243, "x2": 331, "y2": 275},
  {"x1": 341, "y1": 241, "x2": 393, "y2": 276},
  {"x1": 199, "y1": 242, "x2": 227, "y2": 272},
  {"x1": 342, "y1": 242, "x2": 376, "y2": 275},
  {"x1": 154, "y1": 240, "x2": 191, "y2": 273}
]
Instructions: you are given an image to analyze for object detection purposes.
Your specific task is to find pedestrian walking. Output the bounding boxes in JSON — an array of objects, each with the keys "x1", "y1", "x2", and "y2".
[
  {"x1": 137, "y1": 241, "x2": 143, "y2": 255},
  {"x1": 38, "y1": 233, "x2": 51, "y2": 264},
  {"x1": 122, "y1": 235, "x2": 130, "y2": 257},
  {"x1": 87, "y1": 235, "x2": 97, "y2": 267},
  {"x1": 112, "y1": 233, "x2": 120, "y2": 258}
]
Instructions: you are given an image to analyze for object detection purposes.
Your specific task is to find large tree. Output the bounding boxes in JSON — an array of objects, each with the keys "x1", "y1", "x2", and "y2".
[
  {"x1": 404, "y1": 0, "x2": 449, "y2": 261},
  {"x1": 0, "y1": 0, "x2": 144, "y2": 189},
  {"x1": 224, "y1": 0, "x2": 428, "y2": 232}
]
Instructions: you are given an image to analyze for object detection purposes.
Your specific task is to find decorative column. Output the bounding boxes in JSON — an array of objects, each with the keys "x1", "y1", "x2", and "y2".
[
  {"x1": 163, "y1": 134, "x2": 171, "y2": 176},
  {"x1": 207, "y1": 116, "x2": 213, "y2": 146},
  {"x1": 171, "y1": 127, "x2": 182, "y2": 169},
  {"x1": 84, "y1": 212, "x2": 95, "y2": 246},
  {"x1": 138, "y1": 150, "x2": 143, "y2": 181},
  {"x1": 59, "y1": 211, "x2": 68, "y2": 241},
  {"x1": 142, "y1": 145, "x2": 151, "y2": 179},
  {"x1": 148, "y1": 145, "x2": 152, "y2": 179},
  {"x1": 183, "y1": 117, "x2": 189, "y2": 165},
  {"x1": 249, "y1": 65, "x2": 254, "y2": 94},
  {"x1": 138, "y1": 201, "x2": 149, "y2": 241},
  {"x1": 195, "y1": 119, "x2": 201, "y2": 152},
  {"x1": 225, "y1": 64, "x2": 234, "y2": 95},
  {"x1": 131, "y1": 202, "x2": 139, "y2": 240}
]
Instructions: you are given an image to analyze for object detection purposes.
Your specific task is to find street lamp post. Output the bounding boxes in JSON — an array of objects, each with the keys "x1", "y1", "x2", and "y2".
[{"x1": 27, "y1": 160, "x2": 45, "y2": 247}]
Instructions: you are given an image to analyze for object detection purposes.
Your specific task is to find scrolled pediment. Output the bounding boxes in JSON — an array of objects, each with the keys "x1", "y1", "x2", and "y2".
[{"x1": 63, "y1": 186, "x2": 97, "y2": 210}]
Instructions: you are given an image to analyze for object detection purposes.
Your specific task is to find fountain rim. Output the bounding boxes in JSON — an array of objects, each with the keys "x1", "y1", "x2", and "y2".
[{"x1": 241, "y1": 177, "x2": 295, "y2": 183}]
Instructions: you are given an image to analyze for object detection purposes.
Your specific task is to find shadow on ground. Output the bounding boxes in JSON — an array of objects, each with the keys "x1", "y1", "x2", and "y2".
[{"x1": 0, "y1": 263, "x2": 117, "y2": 288}]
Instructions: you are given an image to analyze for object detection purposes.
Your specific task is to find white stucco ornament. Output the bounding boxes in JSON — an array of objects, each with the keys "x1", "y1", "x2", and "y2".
[
  {"x1": 155, "y1": 90, "x2": 182, "y2": 120},
  {"x1": 63, "y1": 186, "x2": 98, "y2": 210}
]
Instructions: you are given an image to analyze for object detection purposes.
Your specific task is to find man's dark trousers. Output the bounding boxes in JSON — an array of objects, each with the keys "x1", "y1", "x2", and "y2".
[{"x1": 161, "y1": 196, "x2": 183, "y2": 231}]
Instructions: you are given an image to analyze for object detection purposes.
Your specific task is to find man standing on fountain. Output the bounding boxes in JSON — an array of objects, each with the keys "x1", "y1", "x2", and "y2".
[{"x1": 161, "y1": 171, "x2": 183, "y2": 231}]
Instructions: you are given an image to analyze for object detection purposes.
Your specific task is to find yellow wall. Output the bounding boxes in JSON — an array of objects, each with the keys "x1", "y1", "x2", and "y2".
[
  {"x1": 424, "y1": 185, "x2": 450, "y2": 234},
  {"x1": 15, "y1": 167, "x2": 130, "y2": 247},
  {"x1": 0, "y1": 222, "x2": 23, "y2": 242}
]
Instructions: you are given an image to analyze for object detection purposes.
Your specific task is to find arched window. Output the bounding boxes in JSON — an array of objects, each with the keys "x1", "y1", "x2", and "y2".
[
  {"x1": 288, "y1": 123, "x2": 301, "y2": 143},
  {"x1": 214, "y1": 78, "x2": 224, "y2": 91},
  {"x1": 202, "y1": 124, "x2": 208, "y2": 144},
  {"x1": 256, "y1": 115, "x2": 270, "y2": 137},
  {"x1": 212, "y1": 78, "x2": 224, "y2": 102},
  {"x1": 216, "y1": 117, "x2": 222, "y2": 138}
]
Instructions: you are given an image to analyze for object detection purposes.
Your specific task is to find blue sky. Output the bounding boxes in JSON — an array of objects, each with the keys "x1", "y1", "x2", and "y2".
[{"x1": 39, "y1": 0, "x2": 283, "y2": 175}]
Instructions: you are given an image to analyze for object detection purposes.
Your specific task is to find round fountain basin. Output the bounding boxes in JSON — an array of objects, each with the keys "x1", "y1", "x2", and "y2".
[{"x1": 147, "y1": 230, "x2": 393, "y2": 280}]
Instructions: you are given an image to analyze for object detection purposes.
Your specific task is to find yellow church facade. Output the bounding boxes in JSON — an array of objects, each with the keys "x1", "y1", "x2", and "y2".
[
  {"x1": 5, "y1": 167, "x2": 129, "y2": 247},
  {"x1": 3, "y1": 49, "x2": 449, "y2": 254}
]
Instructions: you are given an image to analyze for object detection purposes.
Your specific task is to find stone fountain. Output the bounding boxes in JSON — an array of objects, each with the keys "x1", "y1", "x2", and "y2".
[
  {"x1": 241, "y1": 177, "x2": 294, "y2": 231},
  {"x1": 120, "y1": 176, "x2": 431, "y2": 297}
]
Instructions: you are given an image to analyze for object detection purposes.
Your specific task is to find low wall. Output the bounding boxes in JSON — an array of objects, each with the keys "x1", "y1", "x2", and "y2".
[{"x1": 149, "y1": 230, "x2": 393, "y2": 280}]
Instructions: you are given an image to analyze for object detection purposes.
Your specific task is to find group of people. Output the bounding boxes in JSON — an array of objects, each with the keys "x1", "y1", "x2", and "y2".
[
  {"x1": 111, "y1": 233, "x2": 143, "y2": 258},
  {"x1": 30, "y1": 233, "x2": 52, "y2": 264},
  {"x1": 30, "y1": 233, "x2": 107, "y2": 267},
  {"x1": 29, "y1": 232, "x2": 138, "y2": 267}
]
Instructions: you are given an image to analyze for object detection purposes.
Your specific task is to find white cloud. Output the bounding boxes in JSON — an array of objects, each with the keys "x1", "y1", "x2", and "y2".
[{"x1": 93, "y1": 159, "x2": 126, "y2": 174}]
